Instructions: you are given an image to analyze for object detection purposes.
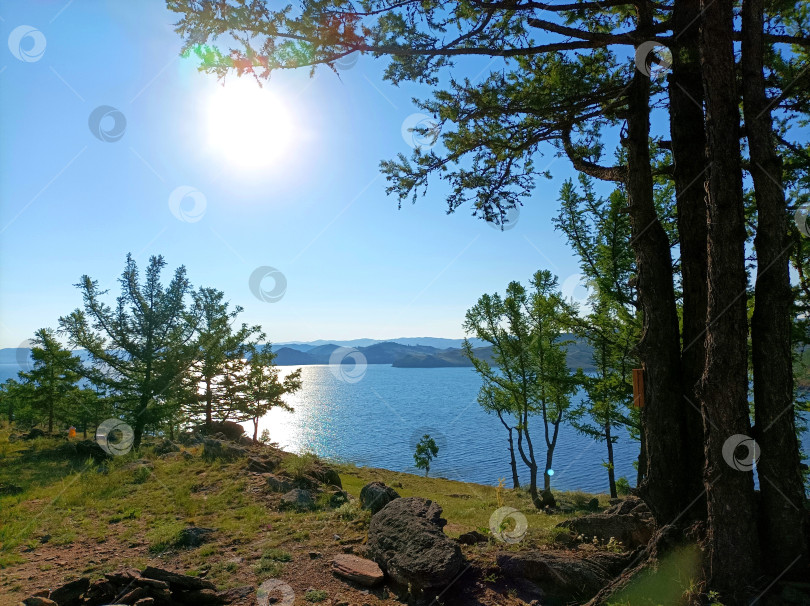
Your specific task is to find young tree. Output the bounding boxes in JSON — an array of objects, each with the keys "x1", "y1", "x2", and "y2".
[
  {"x1": 414, "y1": 434, "x2": 439, "y2": 477},
  {"x1": 0, "y1": 379, "x2": 34, "y2": 426},
  {"x1": 59, "y1": 254, "x2": 199, "y2": 448},
  {"x1": 478, "y1": 383, "x2": 520, "y2": 489},
  {"x1": 464, "y1": 271, "x2": 578, "y2": 504},
  {"x1": 17, "y1": 328, "x2": 85, "y2": 433},
  {"x1": 236, "y1": 343, "x2": 302, "y2": 443},
  {"x1": 184, "y1": 287, "x2": 262, "y2": 431}
]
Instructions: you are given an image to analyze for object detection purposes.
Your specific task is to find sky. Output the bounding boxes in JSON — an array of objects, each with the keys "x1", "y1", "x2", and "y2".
[{"x1": 1, "y1": 0, "x2": 596, "y2": 348}]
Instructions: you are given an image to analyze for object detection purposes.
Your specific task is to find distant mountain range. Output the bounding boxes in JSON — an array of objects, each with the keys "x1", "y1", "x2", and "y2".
[
  {"x1": 270, "y1": 337, "x2": 595, "y2": 371},
  {"x1": 0, "y1": 337, "x2": 596, "y2": 372}
]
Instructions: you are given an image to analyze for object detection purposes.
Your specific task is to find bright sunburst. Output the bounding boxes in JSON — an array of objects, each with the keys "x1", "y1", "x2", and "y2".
[{"x1": 206, "y1": 78, "x2": 295, "y2": 169}]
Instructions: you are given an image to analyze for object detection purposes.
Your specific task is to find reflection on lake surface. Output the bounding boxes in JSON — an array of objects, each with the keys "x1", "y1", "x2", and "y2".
[{"x1": 256, "y1": 365, "x2": 641, "y2": 493}]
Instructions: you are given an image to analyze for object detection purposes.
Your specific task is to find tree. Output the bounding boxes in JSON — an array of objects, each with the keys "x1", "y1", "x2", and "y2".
[
  {"x1": 17, "y1": 328, "x2": 85, "y2": 433},
  {"x1": 183, "y1": 287, "x2": 262, "y2": 431},
  {"x1": 0, "y1": 379, "x2": 34, "y2": 426},
  {"x1": 235, "y1": 343, "x2": 302, "y2": 443},
  {"x1": 464, "y1": 271, "x2": 578, "y2": 503},
  {"x1": 414, "y1": 434, "x2": 439, "y2": 477},
  {"x1": 59, "y1": 254, "x2": 199, "y2": 448},
  {"x1": 478, "y1": 382, "x2": 520, "y2": 489}
]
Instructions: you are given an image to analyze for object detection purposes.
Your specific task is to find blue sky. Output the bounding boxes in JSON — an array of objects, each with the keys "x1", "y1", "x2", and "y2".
[{"x1": 1, "y1": 0, "x2": 594, "y2": 348}]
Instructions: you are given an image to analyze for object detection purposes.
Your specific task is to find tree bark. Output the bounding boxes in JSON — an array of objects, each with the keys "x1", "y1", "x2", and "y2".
[
  {"x1": 627, "y1": 17, "x2": 689, "y2": 523},
  {"x1": 668, "y1": 0, "x2": 709, "y2": 519},
  {"x1": 698, "y1": 0, "x2": 760, "y2": 597},
  {"x1": 742, "y1": 0, "x2": 809, "y2": 575},
  {"x1": 606, "y1": 421, "x2": 617, "y2": 498},
  {"x1": 498, "y1": 411, "x2": 521, "y2": 489}
]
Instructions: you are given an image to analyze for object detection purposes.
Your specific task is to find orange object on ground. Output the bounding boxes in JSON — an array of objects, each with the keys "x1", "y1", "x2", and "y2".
[{"x1": 68, "y1": 426, "x2": 76, "y2": 438}]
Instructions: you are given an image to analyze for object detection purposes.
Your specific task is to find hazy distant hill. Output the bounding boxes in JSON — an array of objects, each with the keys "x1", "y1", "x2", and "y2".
[{"x1": 1, "y1": 336, "x2": 596, "y2": 373}]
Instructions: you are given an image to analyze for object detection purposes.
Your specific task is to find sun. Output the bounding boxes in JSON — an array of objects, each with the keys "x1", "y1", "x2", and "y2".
[{"x1": 206, "y1": 78, "x2": 295, "y2": 169}]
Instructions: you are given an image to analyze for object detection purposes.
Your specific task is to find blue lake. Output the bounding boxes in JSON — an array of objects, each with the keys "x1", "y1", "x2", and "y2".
[{"x1": 3, "y1": 362, "x2": 807, "y2": 494}]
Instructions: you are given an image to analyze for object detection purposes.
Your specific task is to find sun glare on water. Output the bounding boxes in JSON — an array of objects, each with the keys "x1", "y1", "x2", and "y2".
[{"x1": 206, "y1": 78, "x2": 295, "y2": 169}]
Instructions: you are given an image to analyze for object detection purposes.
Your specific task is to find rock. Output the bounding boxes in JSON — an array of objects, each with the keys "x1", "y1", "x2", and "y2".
[
  {"x1": 202, "y1": 438, "x2": 247, "y2": 461},
  {"x1": 118, "y1": 586, "x2": 148, "y2": 604},
  {"x1": 134, "y1": 599, "x2": 156, "y2": 606},
  {"x1": 121, "y1": 459, "x2": 154, "y2": 472},
  {"x1": 175, "y1": 526, "x2": 215, "y2": 548},
  {"x1": 216, "y1": 586, "x2": 254, "y2": 603},
  {"x1": 280, "y1": 488, "x2": 314, "y2": 511},
  {"x1": 309, "y1": 551, "x2": 322, "y2": 559},
  {"x1": 496, "y1": 550, "x2": 632, "y2": 605},
  {"x1": 238, "y1": 436, "x2": 254, "y2": 447},
  {"x1": 75, "y1": 439, "x2": 111, "y2": 462},
  {"x1": 49, "y1": 577, "x2": 90, "y2": 606},
  {"x1": 536, "y1": 489, "x2": 556, "y2": 508},
  {"x1": 329, "y1": 488, "x2": 349, "y2": 507},
  {"x1": 587, "y1": 497, "x2": 600, "y2": 511},
  {"x1": 359, "y1": 482, "x2": 400, "y2": 514},
  {"x1": 160, "y1": 450, "x2": 193, "y2": 461},
  {"x1": 456, "y1": 530, "x2": 488, "y2": 545},
  {"x1": 141, "y1": 566, "x2": 216, "y2": 591},
  {"x1": 178, "y1": 588, "x2": 223, "y2": 604},
  {"x1": 310, "y1": 465, "x2": 342, "y2": 488},
  {"x1": 24, "y1": 428, "x2": 46, "y2": 440},
  {"x1": 22, "y1": 598, "x2": 57, "y2": 606},
  {"x1": 367, "y1": 497, "x2": 464, "y2": 594},
  {"x1": 556, "y1": 510, "x2": 654, "y2": 548},
  {"x1": 202, "y1": 420, "x2": 245, "y2": 441},
  {"x1": 247, "y1": 456, "x2": 278, "y2": 473},
  {"x1": 153, "y1": 439, "x2": 180, "y2": 455},
  {"x1": 265, "y1": 474, "x2": 294, "y2": 493},
  {"x1": 331, "y1": 554, "x2": 385, "y2": 587},
  {"x1": 603, "y1": 496, "x2": 650, "y2": 517}
]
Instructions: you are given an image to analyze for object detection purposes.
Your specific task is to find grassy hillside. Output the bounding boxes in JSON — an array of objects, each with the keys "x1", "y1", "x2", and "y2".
[{"x1": 0, "y1": 428, "x2": 614, "y2": 605}]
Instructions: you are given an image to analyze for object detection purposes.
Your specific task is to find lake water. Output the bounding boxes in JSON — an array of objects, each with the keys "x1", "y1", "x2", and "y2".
[
  {"x1": 3, "y1": 362, "x2": 807, "y2": 494},
  {"x1": 259, "y1": 365, "x2": 640, "y2": 493}
]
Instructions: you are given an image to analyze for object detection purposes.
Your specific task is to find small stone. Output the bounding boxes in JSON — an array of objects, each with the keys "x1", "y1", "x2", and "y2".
[
  {"x1": 331, "y1": 554, "x2": 385, "y2": 587},
  {"x1": 279, "y1": 488, "x2": 314, "y2": 511},
  {"x1": 309, "y1": 551, "x2": 322, "y2": 559},
  {"x1": 22, "y1": 598, "x2": 57, "y2": 606}
]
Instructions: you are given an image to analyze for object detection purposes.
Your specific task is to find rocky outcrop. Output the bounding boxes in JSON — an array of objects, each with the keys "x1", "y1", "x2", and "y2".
[
  {"x1": 496, "y1": 550, "x2": 633, "y2": 605},
  {"x1": 20, "y1": 566, "x2": 243, "y2": 605},
  {"x1": 330, "y1": 554, "x2": 384, "y2": 587},
  {"x1": 359, "y1": 481, "x2": 400, "y2": 514},
  {"x1": 201, "y1": 438, "x2": 247, "y2": 461},
  {"x1": 367, "y1": 497, "x2": 464, "y2": 594},
  {"x1": 152, "y1": 439, "x2": 180, "y2": 456},
  {"x1": 556, "y1": 497, "x2": 654, "y2": 548}
]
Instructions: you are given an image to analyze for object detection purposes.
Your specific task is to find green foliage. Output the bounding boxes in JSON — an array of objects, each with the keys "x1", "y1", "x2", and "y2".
[
  {"x1": 464, "y1": 270, "x2": 579, "y2": 497},
  {"x1": 615, "y1": 477, "x2": 631, "y2": 496},
  {"x1": 305, "y1": 589, "x2": 328, "y2": 602},
  {"x1": 413, "y1": 434, "x2": 439, "y2": 477},
  {"x1": 281, "y1": 452, "x2": 321, "y2": 481}
]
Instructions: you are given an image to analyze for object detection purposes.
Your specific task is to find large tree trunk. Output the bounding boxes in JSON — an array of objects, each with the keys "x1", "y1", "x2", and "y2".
[
  {"x1": 627, "y1": 22, "x2": 689, "y2": 523},
  {"x1": 698, "y1": 0, "x2": 760, "y2": 597},
  {"x1": 742, "y1": 0, "x2": 809, "y2": 575},
  {"x1": 668, "y1": 0, "x2": 709, "y2": 519}
]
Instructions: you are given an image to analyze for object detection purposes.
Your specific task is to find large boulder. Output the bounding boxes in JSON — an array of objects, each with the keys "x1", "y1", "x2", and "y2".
[
  {"x1": 556, "y1": 497, "x2": 654, "y2": 548},
  {"x1": 359, "y1": 481, "x2": 400, "y2": 514},
  {"x1": 496, "y1": 550, "x2": 632, "y2": 605},
  {"x1": 367, "y1": 497, "x2": 464, "y2": 594},
  {"x1": 153, "y1": 439, "x2": 180, "y2": 456},
  {"x1": 48, "y1": 577, "x2": 90, "y2": 605},
  {"x1": 75, "y1": 440, "x2": 111, "y2": 462},
  {"x1": 205, "y1": 421, "x2": 245, "y2": 441},
  {"x1": 331, "y1": 554, "x2": 384, "y2": 587}
]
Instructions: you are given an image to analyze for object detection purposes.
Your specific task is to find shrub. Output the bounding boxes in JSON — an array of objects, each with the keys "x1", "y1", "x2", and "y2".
[
  {"x1": 616, "y1": 477, "x2": 631, "y2": 496},
  {"x1": 305, "y1": 589, "x2": 328, "y2": 602}
]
